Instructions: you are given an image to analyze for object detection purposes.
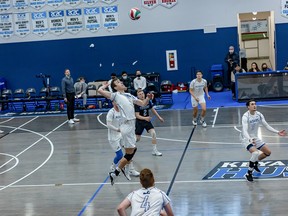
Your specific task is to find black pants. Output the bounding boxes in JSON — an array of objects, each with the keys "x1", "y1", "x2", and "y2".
[{"x1": 66, "y1": 92, "x2": 75, "y2": 120}]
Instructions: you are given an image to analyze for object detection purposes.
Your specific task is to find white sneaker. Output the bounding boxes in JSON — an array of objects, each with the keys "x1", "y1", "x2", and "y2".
[
  {"x1": 110, "y1": 163, "x2": 116, "y2": 172},
  {"x1": 68, "y1": 119, "x2": 75, "y2": 124},
  {"x1": 200, "y1": 120, "x2": 207, "y2": 128},
  {"x1": 73, "y1": 118, "x2": 80, "y2": 122},
  {"x1": 192, "y1": 120, "x2": 197, "y2": 126},
  {"x1": 152, "y1": 149, "x2": 162, "y2": 156},
  {"x1": 109, "y1": 172, "x2": 118, "y2": 185}
]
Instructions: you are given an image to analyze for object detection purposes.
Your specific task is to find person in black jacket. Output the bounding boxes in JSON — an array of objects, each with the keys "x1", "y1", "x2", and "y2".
[{"x1": 224, "y1": 46, "x2": 239, "y2": 88}]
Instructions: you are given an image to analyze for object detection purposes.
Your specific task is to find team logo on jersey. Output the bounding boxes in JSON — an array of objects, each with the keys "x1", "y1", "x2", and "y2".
[{"x1": 203, "y1": 160, "x2": 288, "y2": 180}]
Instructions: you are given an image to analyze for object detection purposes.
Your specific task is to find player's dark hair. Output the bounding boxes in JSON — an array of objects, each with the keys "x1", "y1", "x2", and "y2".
[
  {"x1": 196, "y1": 70, "x2": 203, "y2": 74},
  {"x1": 246, "y1": 99, "x2": 256, "y2": 107},
  {"x1": 110, "y1": 78, "x2": 119, "y2": 92},
  {"x1": 140, "y1": 168, "x2": 155, "y2": 189}
]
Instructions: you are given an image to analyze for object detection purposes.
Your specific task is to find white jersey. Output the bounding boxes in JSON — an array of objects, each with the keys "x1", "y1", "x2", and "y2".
[
  {"x1": 110, "y1": 92, "x2": 138, "y2": 121},
  {"x1": 127, "y1": 187, "x2": 171, "y2": 216},
  {"x1": 106, "y1": 108, "x2": 122, "y2": 141},
  {"x1": 189, "y1": 78, "x2": 207, "y2": 97},
  {"x1": 241, "y1": 110, "x2": 278, "y2": 140}
]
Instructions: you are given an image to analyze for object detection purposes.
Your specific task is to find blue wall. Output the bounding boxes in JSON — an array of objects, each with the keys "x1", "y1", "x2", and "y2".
[{"x1": 0, "y1": 23, "x2": 287, "y2": 92}]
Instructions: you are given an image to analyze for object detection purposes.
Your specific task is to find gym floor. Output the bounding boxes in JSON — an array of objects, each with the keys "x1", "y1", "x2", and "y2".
[{"x1": 0, "y1": 105, "x2": 287, "y2": 215}]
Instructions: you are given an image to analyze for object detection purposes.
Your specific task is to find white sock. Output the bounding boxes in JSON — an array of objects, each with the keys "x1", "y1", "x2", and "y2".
[{"x1": 153, "y1": 145, "x2": 157, "y2": 150}]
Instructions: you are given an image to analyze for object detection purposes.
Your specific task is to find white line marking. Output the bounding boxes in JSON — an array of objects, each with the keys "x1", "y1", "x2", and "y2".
[
  {"x1": 0, "y1": 153, "x2": 19, "y2": 174},
  {"x1": 0, "y1": 117, "x2": 14, "y2": 124},
  {"x1": 212, "y1": 107, "x2": 219, "y2": 128},
  {"x1": 97, "y1": 113, "x2": 107, "y2": 128},
  {"x1": 233, "y1": 126, "x2": 241, "y2": 133}
]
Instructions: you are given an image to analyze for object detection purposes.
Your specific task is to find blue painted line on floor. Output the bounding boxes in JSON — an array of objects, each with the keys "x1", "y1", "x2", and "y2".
[{"x1": 78, "y1": 176, "x2": 109, "y2": 216}]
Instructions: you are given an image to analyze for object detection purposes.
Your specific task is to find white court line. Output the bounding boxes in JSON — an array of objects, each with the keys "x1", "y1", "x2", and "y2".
[
  {"x1": 0, "y1": 153, "x2": 19, "y2": 174},
  {"x1": 0, "y1": 118, "x2": 68, "y2": 191},
  {"x1": 1, "y1": 176, "x2": 288, "y2": 189},
  {"x1": 0, "y1": 117, "x2": 14, "y2": 124},
  {"x1": 212, "y1": 107, "x2": 219, "y2": 128},
  {"x1": 97, "y1": 113, "x2": 107, "y2": 128}
]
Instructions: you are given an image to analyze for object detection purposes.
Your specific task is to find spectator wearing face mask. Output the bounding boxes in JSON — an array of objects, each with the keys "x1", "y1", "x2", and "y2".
[
  {"x1": 261, "y1": 63, "x2": 272, "y2": 72},
  {"x1": 133, "y1": 70, "x2": 147, "y2": 92},
  {"x1": 120, "y1": 71, "x2": 132, "y2": 93}
]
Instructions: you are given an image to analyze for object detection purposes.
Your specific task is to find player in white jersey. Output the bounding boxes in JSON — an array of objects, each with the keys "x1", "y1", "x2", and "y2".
[
  {"x1": 189, "y1": 70, "x2": 211, "y2": 127},
  {"x1": 117, "y1": 168, "x2": 174, "y2": 216},
  {"x1": 107, "y1": 101, "x2": 139, "y2": 177},
  {"x1": 98, "y1": 79, "x2": 153, "y2": 185},
  {"x1": 240, "y1": 99, "x2": 286, "y2": 182}
]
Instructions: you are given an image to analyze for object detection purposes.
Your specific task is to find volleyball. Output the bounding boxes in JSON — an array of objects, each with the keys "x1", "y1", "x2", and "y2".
[{"x1": 129, "y1": 7, "x2": 141, "y2": 20}]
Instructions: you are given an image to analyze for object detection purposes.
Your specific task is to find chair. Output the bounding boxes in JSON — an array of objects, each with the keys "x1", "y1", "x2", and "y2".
[
  {"x1": 25, "y1": 88, "x2": 37, "y2": 111},
  {"x1": 87, "y1": 84, "x2": 97, "y2": 97},
  {"x1": 26, "y1": 88, "x2": 37, "y2": 99},
  {"x1": 1, "y1": 89, "x2": 13, "y2": 111},
  {"x1": 13, "y1": 88, "x2": 25, "y2": 100},
  {"x1": 39, "y1": 87, "x2": 48, "y2": 98},
  {"x1": 49, "y1": 86, "x2": 61, "y2": 110},
  {"x1": 49, "y1": 86, "x2": 61, "y2": 98},
  {"x1": 159, "y1": 80, "x2": 173, "y2": 104},
  {"x1": 13, "y1": 88, "x2": 25, "y2": 111}
]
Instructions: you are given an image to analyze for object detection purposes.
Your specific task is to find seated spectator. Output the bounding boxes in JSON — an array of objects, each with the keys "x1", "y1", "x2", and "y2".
[
  {"x1": 74, "y1": 77, "x2": 88, "y2": 109},
  {"x1": 108, "y1": 73, "x2": 117, "y2": 92},
  {"x1": 133, "y1": 70, "x2": 147, "y2": 92},
  {"x1": 261, "y1": 63, "x2": 272, "y2": 72},
  {"x1": 119, "y1": 71, "x2": 132, "y2": 93},
  {"x1": 248, "y1": 62, "x2": 260, "y2": 72},
  {"x1": 231, "y1": 64, "x2": 246, "y2": 100}
]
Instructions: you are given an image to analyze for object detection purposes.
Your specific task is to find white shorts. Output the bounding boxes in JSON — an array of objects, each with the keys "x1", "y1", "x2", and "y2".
[
  {"x1": 240, "y1": 134, "x2": 265, "y2": 150},
  {"x1": 108, "y1": 137, "x2": 122, "y2": 152},
  {"x1": 120, "y1": 119, "x2": 136, "y2": 149},
  {"x1": 191, "y1": 95, "x2": 205, "y2": 107}
]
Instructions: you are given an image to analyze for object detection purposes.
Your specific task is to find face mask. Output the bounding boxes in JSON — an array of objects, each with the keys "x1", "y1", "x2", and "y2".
[
  {"x1": 137, "y1": 75, "x2": 141, "y2": 78},
  {"x1": 262, "y1": 67, "x2": 267, "y2": 70},
  {"x1": 122, "y1": 75, "x2": 127, "y2": 79}
]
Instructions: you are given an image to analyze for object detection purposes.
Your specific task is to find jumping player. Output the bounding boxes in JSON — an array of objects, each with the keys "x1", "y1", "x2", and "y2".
[
  {"x1": 106, "y1": 101, "x2": 139, "y2": 178},
  {"x1": 189, "y1": 70, "x2": 211, "y2": 127},
  {"x1": 98, "y1": 79, "x2": 153, "y2": 185},
  {"x1": 241, "y1": 99, "x2": 286, "y2": 182},
  {"x1": 135, "y1": 89, "x2": 164, "y2": 156}
]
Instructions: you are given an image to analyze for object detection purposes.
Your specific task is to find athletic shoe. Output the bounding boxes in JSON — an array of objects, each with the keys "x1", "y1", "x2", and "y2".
[
  {"x1": 200, "y1": 120, "x2": 207, "y2": 128},
  {"x1": 245, "y1": 173, "x2": 253, "y2": 182},
  {"x1": 192, "y1": 120, "x2": 197, "y2": 126},
  {"x1": 68, "y1": 119, "x2": 75, "y2": 124},
  {"x1": 109, "y1": 172, "x2": 117, "y2": 185},
  {"x1": 121, "y1": 167, "x2": 131, "y2": 181},
  {"x1": 110, "y1": 163, "x2": 116, "y2": 172},
  {"x1": 73, "y1": 118, "x2": 80, "y2": 122},
  {"x1": 152, "y1": 149, "x2": 162, "y2": 156},
  {"x1": 254, "y1": 162, "x2": 261, "y2": 173},
  {"x1": 129, "y1": 169, "x2": 140, "y2": 177}
]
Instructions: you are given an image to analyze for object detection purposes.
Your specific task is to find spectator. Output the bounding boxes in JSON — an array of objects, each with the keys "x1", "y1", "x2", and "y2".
[
  {"x1": 231, "y1": 64, "x2": 246, "y2": 100},
  {"x1": 74, "y1": 77, "x2": 88, "y2": 109},
  {"x1": 133, "y1": 70, "x2": 147, "y2": 92},
  {"x1": 120, "y1": 71, "x2": 132, "y2": 93},
  {"x1": 248, "y1": 62, "x2": 260, "y2": 72},
  {"x1": 261, "y1": 63, "x2": 272, "y2": 72},
  {"x1": 224, "y1": 46, "x2": 239, "y2": 88},
  {"x1": 61, "y1": 69, "x2": 80, "y2": 124}
]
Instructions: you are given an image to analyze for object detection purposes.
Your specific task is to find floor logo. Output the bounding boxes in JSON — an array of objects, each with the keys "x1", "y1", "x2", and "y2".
[{"x1": 203, "y1": 160, "x2": 288, "y2": 180}]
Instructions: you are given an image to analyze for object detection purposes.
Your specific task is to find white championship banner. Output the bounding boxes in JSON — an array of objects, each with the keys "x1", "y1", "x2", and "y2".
[
  {"x1": 102, "y1": 5, "x2": 118, "y2": 31},
  {"x1": 0, "y1": 0, "x2": 11, "y2": 12},
  {"x1": 101, "y1": 0, "x2": 117, "y2": 5},
  {"x1": 31, "y1": 11, "x2": 49, "y2": 36},
  {"x1": 12, "y1": 0, "x2": 29, "y2": 10},
  {"x1": 47, "y1": 0, "x2": 64, "y2": 8},
  {"x1": 14, "y1": 12, "x2": 31, "y2": 37},
  {"x1": 159, "y1": 0, "x2": 177, "y2": 9},
  {"x1": 48, "y1": 10, "x2": 66, "y2": 35},
  {"x1": 82, "y1": 0, "x2": 98, "y2": 6},
  {"x1": 142, "y1": 0, "x2": 159, "y2": 9},
  {"x1": 30, "y1": 0, "x2": 47, "y2": 10},
  {"x1": 84, "y1": 7, "x2": 101, "y2": 32},
  {"x1": 0, "y1": 13, "x2": 13, "y2": 38},
  {"x1": 66, "y1": 8, "x2": 83, "y2": 34}
]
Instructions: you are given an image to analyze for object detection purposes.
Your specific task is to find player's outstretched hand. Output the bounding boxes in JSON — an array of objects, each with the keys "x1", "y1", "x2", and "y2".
[{"x1": 278, "y1": 130, "x2": 286, "y2": 136}]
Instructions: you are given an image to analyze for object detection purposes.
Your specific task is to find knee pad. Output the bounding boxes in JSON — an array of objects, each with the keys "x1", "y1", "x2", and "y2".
[
  {"x1": 250, "y1": 150, "x2": 260, "y2": 162},
  {"x1": 149, "y1": 130, "x2": 156, "y2": 140},
  {"x1": 124, "y1": 148, "x2": 137, "y2": 162}
]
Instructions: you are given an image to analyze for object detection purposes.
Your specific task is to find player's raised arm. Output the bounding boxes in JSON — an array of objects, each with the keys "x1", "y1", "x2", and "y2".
[{"x1": 98, "y1": 82, "x2": 111, "y2": 99}]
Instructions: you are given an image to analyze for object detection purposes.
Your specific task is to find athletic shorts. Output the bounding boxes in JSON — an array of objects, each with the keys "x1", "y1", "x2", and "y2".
[
  {"x1": 135, "y1": 120, "x2": 154, "y2": 135},
  {"x1": 120, "y1": 119, "x2": 136, "y2": 148},
  {"x1": 108, "y1": 137, "x2": 122, "y2": 152},
  {"x1": 191, "y1": 95, "x2": 205, "y2": 107},
  {"x1": 240, "y1": 134, "x2": 265, "y2": 150}
]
